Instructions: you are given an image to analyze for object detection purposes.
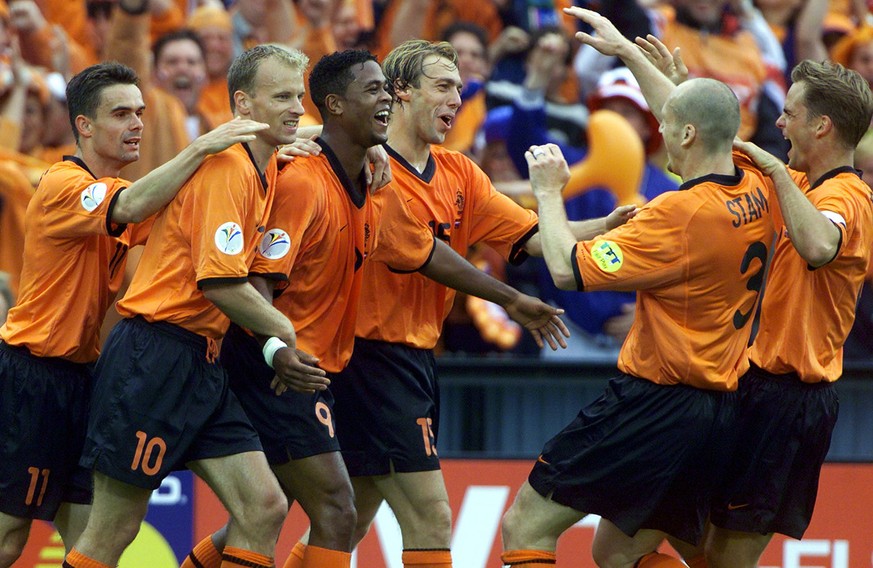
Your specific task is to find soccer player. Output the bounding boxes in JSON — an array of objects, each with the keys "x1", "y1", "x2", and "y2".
[
  {"x1": 0, "y1": 61, "x2": 267, "y2": 566},
  {"x1": 499, "y1": 8, "x2": 779, "y2": 567},
  {"x1": 642, "y1": 44, "x2": 873, "y2": 568},
  {"x1": 183, "y1": 49, "x2": 571, "y2": 568},
  {"x1": 62, "y1": 46, "x2": 324, "y2": 568},
  {"x1": 277, "y1": 40, "x2": 636, "y2": 568}
]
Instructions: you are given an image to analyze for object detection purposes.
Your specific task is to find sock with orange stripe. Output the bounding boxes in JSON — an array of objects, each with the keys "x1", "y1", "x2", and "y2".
[
  {"x1": 281, "y1": 541, "x2": 307, "y2": 568},
  {"x1": 635, "y1": 552, "x2": 688, "y2": 567},
  {"x1": 684, "y1": 553, "x2": 709, "y2": 568},
  {"x1": 501, "y1": 549, "x2": 556, "y2": 566},
  {"x1": 63, "y1": 549, "x2": 113, "y2": 568},
  {"x1": 402, "y1": 548, "x2": 453, "y2": 567},
  {"x1": 182, "y1": 535, "x2": 223, "y2": 568},
  {"x1": 221, "y1": 546, "x2": 273, "y2": 568},
  {"x1": 301, "y1": 545, "x2": 351, "y2": 568}
]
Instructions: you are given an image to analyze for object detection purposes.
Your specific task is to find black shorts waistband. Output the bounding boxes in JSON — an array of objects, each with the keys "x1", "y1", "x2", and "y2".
[
  {"x1": 125, "y1": 316, "x2": 211, "y2": 352},
  {"x1": 747, "y1": 363, "x2": 835, "y2": 390},
  {"x1": 0, "y1": 340, "x2": 90, "y2": 374}
]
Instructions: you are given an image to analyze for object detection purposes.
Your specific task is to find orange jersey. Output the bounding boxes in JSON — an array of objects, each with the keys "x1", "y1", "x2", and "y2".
[
  {"x1": 656, "y1": 9, "x2": 768, "y2": 141},
  {"x1": 250, "y1": 140, "x2": 435, "y2": 372},
  {"x1": 574, "y1": 153, "x2": 776, "y2": 391},
  {"x1": 117, "y1": 144, "x2": 276, "y2": 339},
  {"x1": 751, "y1": 167, "x2": 873, "y2": 382},
  {"x1": 354, "y1": 144, "x2": 538, "y2": 349},
  {"x1": 0, "y1": 157, "x2": 148, "y2": 362},
  {"x1": 0, "y1": 161, "x2": 35, "y2": 295}
]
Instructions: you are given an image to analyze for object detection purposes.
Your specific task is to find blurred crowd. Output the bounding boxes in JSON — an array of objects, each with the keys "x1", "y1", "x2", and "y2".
[{"x1": 0, "y1": 0, "x2": 871, "y2": 360}]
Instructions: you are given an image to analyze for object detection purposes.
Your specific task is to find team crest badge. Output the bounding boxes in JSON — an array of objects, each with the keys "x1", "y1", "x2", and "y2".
[
  {"x1": 80, "y1": 182, "x2": 108, "y2": 212},
  {"x1": 214, "y1": 222, "x2": 244, "y2": 255},
  {"x1": 591, "y1": 240, "x2": 623, "y2": 273},
  {"x1": 259, "y1": 228, "x2": 291, "y2": 259}
]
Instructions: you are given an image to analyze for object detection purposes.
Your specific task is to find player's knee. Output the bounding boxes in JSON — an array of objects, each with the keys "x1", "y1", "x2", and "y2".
[
  {"x1": 0, "y1": 526, "x2": 30, "y2": 568},
  {"x1": 590, "y1": 540, "x2": 630, "y2": 568},
  {"x1": 311, "y1": 489, "x2": 357, "y2": 539},
  {"x1": 236, "y1": 483, "x2": 288, "y2": 536},
  {"x1": 407, "y1": 495, "x2": 452, "y2": 543}
]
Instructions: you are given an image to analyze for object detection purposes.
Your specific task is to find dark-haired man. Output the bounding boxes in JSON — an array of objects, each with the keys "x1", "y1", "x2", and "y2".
[{"x1": 0, "y1": 61, "x2": 265, "y2": 567}]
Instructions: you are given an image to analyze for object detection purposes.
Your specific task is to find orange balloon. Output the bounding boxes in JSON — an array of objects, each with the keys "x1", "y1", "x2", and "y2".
[{"x1": 563, "y1": 110, "x2": 647, "y2": 206}]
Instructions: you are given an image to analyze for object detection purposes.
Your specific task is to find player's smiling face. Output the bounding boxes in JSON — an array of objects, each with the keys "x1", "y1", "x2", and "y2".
[
  {"x1": 340, "y1": 59, "x2": 393, "y2": 147},
  {"x1": 247, "y1": 57, "x2": 305, "y2": 147},
  {"x1": 154, "y1": 38, "x2": 206, "y2": 113},
  {"x1": 87, "y1": 83, "x2": 145, "y2": 167},
  {"x1": 409, "y1": 55, "x2": 462, "y2": 145}
]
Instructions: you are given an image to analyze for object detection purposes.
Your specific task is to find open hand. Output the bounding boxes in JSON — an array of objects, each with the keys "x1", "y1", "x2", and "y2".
[{"x1": 504, "y1": 294, "x2": 570, "y2": 350}]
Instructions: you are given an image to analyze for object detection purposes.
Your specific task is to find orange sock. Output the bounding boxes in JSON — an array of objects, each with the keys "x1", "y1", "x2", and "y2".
[
  {"x1": 63, "y1": 549, "x2": 113, "y2": 568},
  {"x1": 221, "y1": 546, "x2": 273, "y2": 568},
  {"x1": 182, "y1": 535, "x2": 223, "y2": 568},
  {"x1": 302, "y1": 545, "x2": 351, "y2": 568},
  {"x1": 635, "y1": 552, "x2": 687, "y2": 567},
  {"x1": 402, "y1": 548, "x2": 452, "y2": 567},
  {"x1": 501, "y1": 549, "x2": 556, "y2": 566},
  {"x1": 282, "y1": 542, "x2": 307, "y2": 568},
  {"x1": 685, "y1": 554, "x2": 709, "y2": 568}
]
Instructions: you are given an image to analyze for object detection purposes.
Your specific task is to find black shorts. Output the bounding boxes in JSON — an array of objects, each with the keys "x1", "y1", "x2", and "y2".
[
  {"x1": 80, "y1": 318, "x2": 262, "y2": 490},
  {"x1": 221, "y1": 324, "x2": 339, "y2": 465},
  {"x1": 528, "y1": 374, "x2": 737, "y2": 545},
  {"x1": 710, "y1": 365, "x2": 838, "y2": 539},
  {"x1": 332, "y1": 338, "x2": 441, "y2": 477},
  {"x1": 0, "y1": 342, "x2": 93, "y2": 520}
]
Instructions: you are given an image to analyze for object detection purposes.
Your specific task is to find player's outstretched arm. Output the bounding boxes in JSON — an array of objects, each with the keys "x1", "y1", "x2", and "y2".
[
  {"x1": 112, "y1": 117, "x2": 268, "y2": 223},
  {"x1": 419, "y1": 240, "x2": 569, "y2": 350},
  {"x1": 525, "y1": 204, "x2": 637, "y2": 257},
  {"x1": 734, "y1": 139, "x2": 841, "y2": 267}
]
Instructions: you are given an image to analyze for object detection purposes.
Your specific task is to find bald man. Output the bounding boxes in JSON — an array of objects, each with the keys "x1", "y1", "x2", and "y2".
[{"x1": 499, "y1": 9, "x2": 780, "y2": 568}]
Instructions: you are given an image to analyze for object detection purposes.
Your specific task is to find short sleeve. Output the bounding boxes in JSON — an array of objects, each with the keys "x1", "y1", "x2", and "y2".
[{"x1": 40, "y1": 168, "x2": 130, "y2": 238}]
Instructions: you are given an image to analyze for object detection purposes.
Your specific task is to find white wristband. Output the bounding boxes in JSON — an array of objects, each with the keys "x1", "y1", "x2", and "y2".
[{"x1": 262, "y1": 337, "x2": 288, "y2": 369}]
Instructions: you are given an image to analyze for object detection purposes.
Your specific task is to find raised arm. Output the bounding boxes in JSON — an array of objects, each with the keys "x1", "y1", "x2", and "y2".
[
  {"x1": 111, "y1": 118, "x2": 267, "y2": 223},
  {"x1": 563, "y1": 7, "x2": 677, "y2": 122}
]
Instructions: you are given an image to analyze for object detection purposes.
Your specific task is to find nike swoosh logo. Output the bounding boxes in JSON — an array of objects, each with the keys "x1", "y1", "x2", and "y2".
[
  {"x1": 727, "y1": 503, "x2": 749, "y2": 510},
  {"x1": 407, "y1": 198, "x2": 414, "y2": 203},
  {"x1": 339, "y1": 224, "x2": 348, "y2": 232},
  {"x1": 536, "y1": 455, "x2": 550, "y2": 466}
]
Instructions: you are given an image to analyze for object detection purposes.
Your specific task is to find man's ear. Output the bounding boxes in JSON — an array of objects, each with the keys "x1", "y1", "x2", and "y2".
[
  {"x1": 393, "y1": 79, "x2": 412, "y2": 103},
  {"x1": 680, "y1": 123, "x2": 696, "y2": 148},
  {"x1": 325, "y1": 93, "x2": 343, "y2": 117},
  {"x1": 233, "y1": 90, "x2": 250, "y2": 115},
  {"x1": 75, "y1": 115, "x2": 92, "y2": 139}
]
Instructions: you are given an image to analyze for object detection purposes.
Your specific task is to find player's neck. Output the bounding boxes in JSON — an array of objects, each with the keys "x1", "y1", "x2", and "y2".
[
  {"x1": 320, "y1": 128, "x2": 369, "y2": 183},
  {"x1": 803, "y1": 146, "x2": 855, "y2": 187},
  {"x1": 245, "y1": 137, "x2": 277, "y2": 172},
  {"x1": 678, "y1": 150, "x2": 735, "y2": 182},
  {"x1": 75, "y1": 147, "x2": 123, "y2": 180},
  {"x1": 387, "y1": 122, "x2": 430, "y2": 172}
]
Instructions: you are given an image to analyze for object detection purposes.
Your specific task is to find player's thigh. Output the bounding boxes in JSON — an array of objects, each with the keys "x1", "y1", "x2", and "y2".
[
  {"x1": 591, "y1": 519, "x2": 666, "y2": 568},
  {"x1": 502, "y1": 481, "x2": 585, "y2": 551},
  {"x1": 706, "y1": 526, "x2": 771, "y2": 568},
  {"x1": 371, "y1": 469, "x2": 449, "y2": 522},
  {"x1": 189, "y1": 451, "x2": 285, "y2": 523}
]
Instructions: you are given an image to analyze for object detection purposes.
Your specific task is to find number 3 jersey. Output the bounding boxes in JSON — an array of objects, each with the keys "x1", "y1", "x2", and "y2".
[
  {"x1": 572, "y1": 152, "x2": 777, "y2": 391},
  {"x1": 0, "y1": 157, "x2": 150, "y2": 363}
]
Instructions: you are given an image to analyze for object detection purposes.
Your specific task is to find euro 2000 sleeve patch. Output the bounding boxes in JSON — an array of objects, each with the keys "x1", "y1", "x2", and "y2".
[
  {"x1": 258, "y1": 228, "x2": 291, "y2": 259},
  {"x1": 214, "y1": 221, "x2": 244, "y2": 255},
  {"x1": 591, "y1": 240, "x2": 624, "y2": 273},
  {"x1": 80, "y1": 182, "x2": 108, "y2": 212}
]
